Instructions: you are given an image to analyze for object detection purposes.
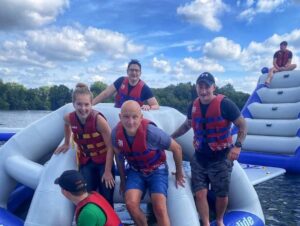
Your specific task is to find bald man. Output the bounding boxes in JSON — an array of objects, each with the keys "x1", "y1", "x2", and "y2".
[{"x1": 111, "y1": 100, "x2": 185, "y2": 226}]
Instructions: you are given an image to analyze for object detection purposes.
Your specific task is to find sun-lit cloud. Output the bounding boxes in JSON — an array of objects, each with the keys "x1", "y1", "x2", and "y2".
[
  {"x1": 0, "y1": 0, "x2": 69, "y2": 30},
  {"x1": 177, "y1": 0, "x2": 229, "y2": 31},
  {"x1": 203, "y1": 37, "x2": 241, "y2": 60}
]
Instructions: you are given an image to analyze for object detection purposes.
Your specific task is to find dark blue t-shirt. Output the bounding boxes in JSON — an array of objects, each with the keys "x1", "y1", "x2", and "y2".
[{"x1": 113, "y1": 77, "x2": 154, "y2": 101}]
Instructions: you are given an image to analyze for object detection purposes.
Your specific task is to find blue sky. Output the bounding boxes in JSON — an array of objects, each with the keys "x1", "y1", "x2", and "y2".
[{"x1": 0, "y1": 0, "x2": 300, "y2": 93}]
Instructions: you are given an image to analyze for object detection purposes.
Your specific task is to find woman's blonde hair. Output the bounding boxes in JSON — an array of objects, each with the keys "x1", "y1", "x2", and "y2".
[{"x1": 72, "y1": 83, "x2": 93, "y2": 103}]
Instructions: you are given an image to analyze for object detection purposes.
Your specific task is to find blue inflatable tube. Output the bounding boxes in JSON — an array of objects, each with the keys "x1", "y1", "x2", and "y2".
[
  {"x1": 7, "y1": 185, "x2": 34, "y2": 213},
  {"x1": 0, "y1": 132, "x2": 16, "y2": 141},
  {"x1": 0, "y1": 208, "x2": 24, "y2": 226},
  {"x1": 211, "y1": 211, "x2": 264, "y2": 226}
]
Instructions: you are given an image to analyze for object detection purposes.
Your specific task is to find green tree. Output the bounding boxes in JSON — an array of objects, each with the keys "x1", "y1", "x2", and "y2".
[
  {"x1": 90, "y1": 81, "x2": 114, "y2": 103},
  {"x1": 5, "y1": 83, "x2": 28, "y2": 109},
  {"x1": 49, "y1": 85, "x2": 72, "y2": 110}
]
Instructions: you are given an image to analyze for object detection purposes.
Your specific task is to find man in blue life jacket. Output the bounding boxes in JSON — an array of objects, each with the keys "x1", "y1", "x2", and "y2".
[
  {"x1": 92, "y1": 59, "x2": 159, "y2": 111},
  {"x1": 112, "y1": 100, "x2": 185, "y2": 226},
  {"x1": 265, "y1": 41, "x2": 297, "y2": 87},
  {"x1": 171, "y1": 72, "x2": 247, "y2": 226}
]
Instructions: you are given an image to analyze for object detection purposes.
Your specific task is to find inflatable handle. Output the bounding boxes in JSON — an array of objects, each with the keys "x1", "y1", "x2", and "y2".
[
  {"x1": 271, "y1": 106, "x2": 278, "y2": 111},
  {"x1": 277, "y1": 91, "x2": 283, "y2": 95},
  {"x1": 283, "y1": 74, "x2": 290, "y2": 78},
  {"x1": 266, "y1": 123, "x2": 272, "y2": 127}
]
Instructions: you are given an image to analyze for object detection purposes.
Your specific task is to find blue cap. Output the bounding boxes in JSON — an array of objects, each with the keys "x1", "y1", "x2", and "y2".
[
  {"x1": 196, "y1": 72, "x2": 215, "y2": 86},
  {"x1": 54, "y1": 170, "x2": 87, "y2": 192}
]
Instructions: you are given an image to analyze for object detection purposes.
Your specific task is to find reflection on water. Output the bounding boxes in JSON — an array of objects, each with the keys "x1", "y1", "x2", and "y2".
[{"x1": 1, "y1": 111, "x2": 300, "y2": 225}]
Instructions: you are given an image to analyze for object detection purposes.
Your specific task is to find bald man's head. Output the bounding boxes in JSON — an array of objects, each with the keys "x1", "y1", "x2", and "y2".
[
  {"x1": 119, "y1": 100, "x2": 143, "y2": 136},
  {"x1": 121, "y1": 100, "x2": 141, "y2": 114}
]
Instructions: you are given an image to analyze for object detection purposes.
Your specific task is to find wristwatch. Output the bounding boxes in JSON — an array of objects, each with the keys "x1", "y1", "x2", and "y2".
[{"x1": 234, "y1": 141, "x2": 242, "y2": 148}]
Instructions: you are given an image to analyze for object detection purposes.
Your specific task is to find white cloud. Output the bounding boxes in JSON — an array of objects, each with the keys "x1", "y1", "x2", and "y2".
[
  {"x1": 90, "y1": 75, "x2": 105, "y2": 83},
  {"x1": 85, "y1": 27, "x2": 144, "y2": 59},
  {"x1": 0, "y1": 40, "x2": 54, "y2": 68},
  {"x1": 177, "y1": 0, "x2": 229, "y2": 31},
  {"x1": 27, "y1": 27, "x2": 91, "y2": 61},
  {"x1": 203, "y1": 37, "x2": 241, "y2": 60},
  {"x1": 0, "y1": 26, "x2": 145, "y2": 72},
  {"x1": 152, "y1": 57, "x2": 172, "y2": 74},
  {"x1": 238, "y1": 0, "x2": 287, "y2": 22},
  {"x1": 256, "y1": 0, "x2": 286, "y2": 13},
  {"x1": 0, "y1": 0, "x2": 69, "y2": 30},
  {"x1": 180, "y1": 57, "x2": 224, "y2": 73}
]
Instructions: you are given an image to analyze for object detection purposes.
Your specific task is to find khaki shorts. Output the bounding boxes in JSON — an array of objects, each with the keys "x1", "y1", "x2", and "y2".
[{"x1": 191, "y1": 154, "x2": 233, "y2": 197}]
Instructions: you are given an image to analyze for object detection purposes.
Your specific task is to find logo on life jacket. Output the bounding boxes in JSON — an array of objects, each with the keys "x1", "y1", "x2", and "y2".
[{"x1": 118, "y1": 139, "x2": 123, "y2": 147}]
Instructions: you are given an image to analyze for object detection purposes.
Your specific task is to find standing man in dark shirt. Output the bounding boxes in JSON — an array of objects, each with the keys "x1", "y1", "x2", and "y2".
[
  {"x1": 265, "y1": 41, "x2": 297, "y2": 87},
  {"x1": 92, "y1": 59, "x2": 159, "y2": 110},
  {"x1": 171, "y1": 72, "x2": 247, "y2": 226}
]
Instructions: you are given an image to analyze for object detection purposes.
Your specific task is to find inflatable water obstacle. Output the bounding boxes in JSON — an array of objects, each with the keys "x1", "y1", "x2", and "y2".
[
  {"x1": 0, "y1": 103, "x2": 278, "y2": 226},
  {"x1": 235, "y1": 70, "x2": 300, "y2": 173},
  {"x1": 0, "y1": 128, "x2": 21, "y2": 141}
]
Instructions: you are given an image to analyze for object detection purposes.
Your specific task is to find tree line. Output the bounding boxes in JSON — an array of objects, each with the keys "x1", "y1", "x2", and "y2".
[{"x1": 0, "y1": 79, "x2": 249, "y2": 113}]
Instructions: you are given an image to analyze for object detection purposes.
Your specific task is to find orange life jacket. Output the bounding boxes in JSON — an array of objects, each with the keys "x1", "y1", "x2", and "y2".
[
  {"x1": 75, "y1": 192, "x2": 123, "y2": 226},
  {"x1": 114, "y1": 77, "x2": 144, "y2": 108},
  {"x1": 191, "y1": 95, "x2": 233, "y2": 152},
  {"x1": 115, "y1": 119, "x2": 166, "y2": 174},
  {"x1": 70, "y1": 110, "x2": 107, "y2": 165}
]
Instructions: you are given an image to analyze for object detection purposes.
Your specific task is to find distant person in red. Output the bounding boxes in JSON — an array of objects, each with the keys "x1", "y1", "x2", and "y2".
[
  {"x1": 92, "y1": 59, "x2": 159, "y2": 111},
  {"x1": 265, "y1": 41, "x2": 297, "y2": 87}
]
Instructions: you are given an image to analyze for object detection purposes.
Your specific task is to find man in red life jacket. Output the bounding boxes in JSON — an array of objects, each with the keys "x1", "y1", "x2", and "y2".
[
  {"x1": 92, "y1": 59, "x2": 159, "y2": 111},
  {"x1": 171, "y1": 72, "x2": 247, "y2": 226},
  {"x1": 55, "y1": 170, "x2": 123, "y2": 226},
  {"x1": 112, "y1": 100, "x2": 185, "y2": 226},
  {"x1": 265, "y1": 41, "x2": 297, "y2": 87}
]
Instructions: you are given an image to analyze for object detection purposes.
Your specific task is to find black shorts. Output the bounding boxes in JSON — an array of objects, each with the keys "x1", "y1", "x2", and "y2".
[{"x1": 191, "y1": 154, "x2": 233, "y2": 197}]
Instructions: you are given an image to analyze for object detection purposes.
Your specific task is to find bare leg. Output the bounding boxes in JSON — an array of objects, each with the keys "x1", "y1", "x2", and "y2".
[
  {"x1": 195, "y1": 189, "x2": 210, "y2": 226},
  {"x1": 151, "y1": 193, "x2": 170, "y2": 226},
  {"x1": 215, "y1": 196, "x2": 228, "y2": 226},
  {"x1": 265, "y1": 67, "x2": 277, "y2": 85},
  {"x1": 125, "y1": 189, "x2": 148, "y2": 226},
  {"x1": 282, "y1": 64, "x2": 297, "y2": 71}
]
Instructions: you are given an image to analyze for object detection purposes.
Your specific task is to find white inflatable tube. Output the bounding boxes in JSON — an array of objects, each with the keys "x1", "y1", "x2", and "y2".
[{"x1": 0, "y1": 103, "x2": 264, "y2": 226}]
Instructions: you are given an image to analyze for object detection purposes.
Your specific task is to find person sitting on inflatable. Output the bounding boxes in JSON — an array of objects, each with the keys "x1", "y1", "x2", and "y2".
[
  {"x1": 92, "y1": 59, "x2": 159, "y2": 111},
  {"x1": 265, "y1": 41, "x2": 297, "y2": 87}
]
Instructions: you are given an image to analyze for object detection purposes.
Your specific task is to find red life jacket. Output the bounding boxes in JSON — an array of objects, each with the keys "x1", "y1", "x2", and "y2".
[
  {"x1": 276, "y1": 50, "x2": 291, "y2": 67},
  {"x1": 115, "y1": 119, "x2": 166, "y2": 174},
  {"x1": 191, "y1": 95, "x2": 233, "y2": 152},
  {"x1": 75, "y1": 192, "x2": 123, "y2": 226},
  {"x1": 114, "y1": 77, "x2": 145, "y2": 108},
  {"x1": 69, "y1": 110, "x2": 107, "y2": 165}
]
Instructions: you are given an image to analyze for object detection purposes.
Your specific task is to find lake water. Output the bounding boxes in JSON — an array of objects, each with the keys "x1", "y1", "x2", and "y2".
[{"x1": 1, "y1": 110, "x2": 300, "y2": 225}]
